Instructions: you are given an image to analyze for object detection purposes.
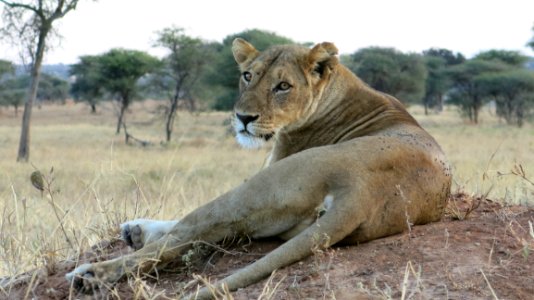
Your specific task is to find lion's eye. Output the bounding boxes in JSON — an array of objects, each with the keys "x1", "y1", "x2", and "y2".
[
  {"x1": 243, "y1": 72, "x2": 252, "y2": 82},
  {"x1": 275, "y1": 82, "x2": 292, "y2": 92}
]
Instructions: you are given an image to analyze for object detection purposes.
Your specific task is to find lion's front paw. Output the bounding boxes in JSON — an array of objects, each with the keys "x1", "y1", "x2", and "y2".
[
  {"x1": 65, "y1": 264, "x2": 100, "y2": 294},
  {"x1": 120, "y1": 219, "x2": 179, "y2": 250},
  {"x1": 65, "y1": 262, "x2": 124, "y2": 294}
]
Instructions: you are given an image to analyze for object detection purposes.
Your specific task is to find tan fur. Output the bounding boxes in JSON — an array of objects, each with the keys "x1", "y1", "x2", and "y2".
[{"x1": 66, "y1": 39, "x2": 451, "y2": 299}]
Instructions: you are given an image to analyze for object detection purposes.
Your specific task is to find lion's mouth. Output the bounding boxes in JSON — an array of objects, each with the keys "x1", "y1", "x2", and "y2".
[
  {"x1": 261, "y1": 133, "x2": 274, "y2": 141},
  {"x1": 239, "y1": 129, "x2": 274, "y2": 141}
]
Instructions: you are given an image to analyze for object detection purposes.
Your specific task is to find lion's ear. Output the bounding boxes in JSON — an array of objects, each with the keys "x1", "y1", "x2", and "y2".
[
  {"x1": 308, "y1": 42, "x2": 339, "y2": 77},
  {"x1": 232, "y1": 38, "x2": 259, "y2": 70}
]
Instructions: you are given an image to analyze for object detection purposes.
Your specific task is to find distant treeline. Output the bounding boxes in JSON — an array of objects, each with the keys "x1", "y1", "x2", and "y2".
[{"x1": 1, "y1": 28, "x2": 534, "y2": 127}]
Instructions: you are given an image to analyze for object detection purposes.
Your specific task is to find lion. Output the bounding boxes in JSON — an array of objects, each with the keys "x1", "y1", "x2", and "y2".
[{"x1": 66, "y1": 39, "x2": 451, "y2": 299}]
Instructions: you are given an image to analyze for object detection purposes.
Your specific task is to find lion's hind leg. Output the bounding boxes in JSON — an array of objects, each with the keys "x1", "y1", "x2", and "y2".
[{"x1": 190, "y1": 189, "x2": 365, "y2": 299}]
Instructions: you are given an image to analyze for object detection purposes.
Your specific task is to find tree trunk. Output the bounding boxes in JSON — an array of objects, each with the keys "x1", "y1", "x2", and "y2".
[
  {"x1": 165, "y1": 96, "x2": 179, "y2": 142},
  {"x1": 166, "y1": 78, "x2": 185, "y2": 142},
  {"x1": 90, "y1": 102, "x2": 96, "y2": 114},
  {"x1": 423, "y1": 96, "x2": 431, "y2": 116},
  {"x1": 116, "y1": 99, "x2": 127, "y2": 134},
  {"x1": 516, "y1": 101, "x2": 524, "y2": 128},
  {"x1": 517, "y1": 114, "x2": 524, "y2": 127},
  {"x1": 17, "y1": 27, "x2": 48, "y2": 162},
  {"x1": 436, "y1": 94, "x2": 443, "y2": 113},
  {"x1": 467, "y1": 106, "x2": 473, "y2": 122},
  {"x1": 471, "y1": 95, "x2": 481, "y2": 124},
  {"x1": 14, "y1": 105, "x2": 18, "y2": 117},
  {"x1": 505, "y1": 97, "x2": 513, "y2": 125},
  {"x1": 187, "y1": 96, "x2": 196, "y2": 112}
]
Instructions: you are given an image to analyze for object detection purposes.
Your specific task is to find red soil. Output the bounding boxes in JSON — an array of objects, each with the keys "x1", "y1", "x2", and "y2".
[{"x1": 2, "y1": 193, "x2": 533, "y2": 300}]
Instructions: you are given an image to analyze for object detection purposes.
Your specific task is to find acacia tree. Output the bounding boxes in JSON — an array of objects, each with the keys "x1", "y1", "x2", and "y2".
[
  {"x1": 153, "y1": 27, "x2": 211, "y2": 142},
  {"x1": 448, "y1": 60, "x2": 509, "y2": 123},
  {"x1": 422, "y1": 56, "x2": 449, "y2": 114},
  {"x1": 70, "y1": 55, "x2": 103, "y2": 113},
  {"x1": 0, "y1": 0, "x2": 81, "y2": 162},
  {"x1": 422, "y1": 48, "x2": 465, "y2": 113},
  {"x1": 0, "y1": 89, "x2": 25, "y2": 114},
  {"x1": 1, "y1": 73, "x2": 67, "y2": 114},
  {"x1": 468, "y1": 50, "x2": 530, "y2": 125},
  {"x1": 422, "y1": 48, "x2": 465, "y2": 66},
  {"x1": 96, "y1": 49, "x2": 160, "y2": 134},
  {"x1": 0, "y1": 59, "x2": 14, "y2": 77},
  {"x1": 345, "y1": 47, "x2": 427, "y2": 103},
  {"x1": 475, "y1": 49, "x2": 528, "y2": 67},
  {"x1": 477, "y1": 70, "x2": 534, "y2": 127}
]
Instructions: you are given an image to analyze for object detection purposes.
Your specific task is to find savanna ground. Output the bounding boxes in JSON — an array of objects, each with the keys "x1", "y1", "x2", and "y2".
[{"x1": 0, "y1": 101, "x2": 533, "y2": 299}]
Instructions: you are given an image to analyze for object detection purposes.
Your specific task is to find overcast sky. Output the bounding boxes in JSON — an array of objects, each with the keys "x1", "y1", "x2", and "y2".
[{"x1": 1, "y1": 0, "x2": 533, "y2": 65}]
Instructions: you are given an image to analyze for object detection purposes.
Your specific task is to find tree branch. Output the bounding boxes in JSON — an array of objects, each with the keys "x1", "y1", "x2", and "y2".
[
  {"x1": 64, "y1": 0, "x2": 79, "y2": 13},
  {"x1": 51, "y1": 0, "x2": 79, "y2": 20},
  {"x1": 37, "y1": 0, "x2": 46, "y2": 18},
  {"x1": 52, "y1": 0, "x2": 66, "y2": 18},
  {"x1": 0, "y1": 0, "x2": 39, "y2": 14}
]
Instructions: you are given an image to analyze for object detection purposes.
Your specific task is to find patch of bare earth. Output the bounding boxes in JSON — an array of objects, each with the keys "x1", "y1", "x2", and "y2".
[{"x1": 2, "y1": 193, "x2": 533, "y2": 300}]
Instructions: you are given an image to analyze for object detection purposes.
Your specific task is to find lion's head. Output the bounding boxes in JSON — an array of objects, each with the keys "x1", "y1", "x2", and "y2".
[{"x1": 231, "y1": 38, "x2": 339, "y2": 148}]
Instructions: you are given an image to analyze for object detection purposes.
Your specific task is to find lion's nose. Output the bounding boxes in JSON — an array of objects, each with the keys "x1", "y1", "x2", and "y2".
[{"x1": 236, "y1": 113, "x2": 259, "y2": 126}]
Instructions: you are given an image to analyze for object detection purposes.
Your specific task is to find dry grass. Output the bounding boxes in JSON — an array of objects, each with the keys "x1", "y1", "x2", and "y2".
[
  {"x1": 410, "y1": 105, "x2": 534, "y2": 206},
  {"x1": 0, "y1": 101, "x2": 267, "y2": 280},
  {"x1": 0, "y1": 100, "x2": 533, "y2": 288}
]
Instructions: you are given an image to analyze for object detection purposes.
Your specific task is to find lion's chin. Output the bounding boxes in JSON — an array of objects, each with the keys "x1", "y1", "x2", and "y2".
[{"x1": 235, "y1": 132, "x2": 266, "y2": 149}]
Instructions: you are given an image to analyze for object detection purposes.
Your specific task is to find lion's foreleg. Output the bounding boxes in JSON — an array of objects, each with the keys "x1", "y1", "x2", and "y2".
[
  {"x1": 66, "y1": 227, "x2": 193, "y2": 291},
  {"x1": 67, "y1": 146, "x2": 362, "y2": 293}
]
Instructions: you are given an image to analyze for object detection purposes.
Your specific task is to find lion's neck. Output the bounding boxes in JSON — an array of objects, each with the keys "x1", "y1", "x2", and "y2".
[{"x1": 270, "y1": 65, "x2": 419, "y2": 162}]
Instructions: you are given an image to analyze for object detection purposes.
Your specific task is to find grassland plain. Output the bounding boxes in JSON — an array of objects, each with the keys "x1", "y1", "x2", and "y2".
[{"x1": 0, "y1": 100, "x2": 533, "y2": 286}]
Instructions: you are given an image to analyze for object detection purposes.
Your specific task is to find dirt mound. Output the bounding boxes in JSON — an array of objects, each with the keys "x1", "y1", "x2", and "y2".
[{"x1": 2, "y1": 194, "x2": 533, "y2": 299}]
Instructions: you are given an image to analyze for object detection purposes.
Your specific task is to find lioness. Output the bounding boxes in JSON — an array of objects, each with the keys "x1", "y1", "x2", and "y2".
[{"x1": 66, "y1": 39, "x2": 451, "y2": 298}]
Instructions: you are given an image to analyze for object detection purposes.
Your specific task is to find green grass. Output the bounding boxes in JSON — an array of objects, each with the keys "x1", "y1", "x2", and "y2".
[{"x1": 0, "y1": 101, "x2": 532, "y2": 277}]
